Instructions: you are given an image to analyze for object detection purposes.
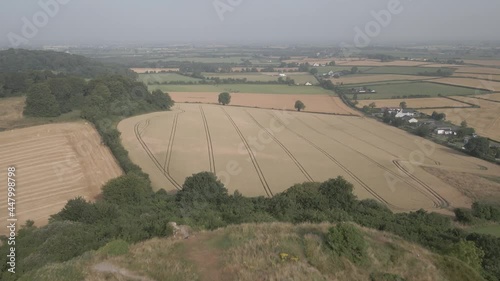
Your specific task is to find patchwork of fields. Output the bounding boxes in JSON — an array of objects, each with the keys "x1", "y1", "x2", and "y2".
[
  {"x1": 356, "y1": 98, "x2": 471, "y2": 109},
  {"x1": 420, "y1": 95, "x2": 500, "y2": 142},
  {"x1": 0, "y1": 123, "x2": 122, "y2": 235},
  {"x1": 118, "y1": 103, "x2": 500, "y2": 211}
]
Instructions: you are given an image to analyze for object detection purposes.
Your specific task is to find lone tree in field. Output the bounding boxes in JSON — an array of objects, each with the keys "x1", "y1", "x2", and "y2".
[
  {"x1": 218, "y1": 92, "x2": 231, "y2": 105},
  {"x1": 400, "y1": 101, "x2": 407, "y2": 109},
  {"x1": 295, "y1": 100, "x2": 305, "y2": 111}
]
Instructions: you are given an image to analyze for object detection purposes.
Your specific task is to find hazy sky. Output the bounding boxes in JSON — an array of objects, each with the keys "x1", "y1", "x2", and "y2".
[{"x1": 1, "y1": 0, "x2": 499, "y2": 47}]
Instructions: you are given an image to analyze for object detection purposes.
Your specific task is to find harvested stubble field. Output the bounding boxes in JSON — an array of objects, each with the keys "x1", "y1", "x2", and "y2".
[
  {"x1": 452, "y1": 73, "x2": 500, "y2": 82},
  {"x1": 118, "y1": 103, "x2": 500, "y2": 212},
  {"x1": 356, "y1": 98, "x2": 471, "y2": 109},
  {"x1": 167, "y1": 92, "x2": 359, "y2": 115},
  {"x1": 475, "y1": 93, "x2": 500, "y2": 101},
  {"x1": 420, "y1": 96, "x2": 500, "y2": 142},
  {"x1": 0, "y1": 123, "x2": 122, "y2": 235},
  {"x1": 455, "y1": 66, "x2": 500, "y2": 75},
  {"x1": 432, "y1": 77, "x2": 500, "y2": 92}
]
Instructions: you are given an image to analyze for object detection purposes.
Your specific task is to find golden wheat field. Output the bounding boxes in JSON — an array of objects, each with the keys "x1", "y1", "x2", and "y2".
[
  {"x1": 0, "y1": 123, "x2": 122, "y2": 235},
  {"x1": 421, "y1": 96, "x2": 500, "y2": 142},
  {"x1": 168, "y1": 92, "x2": 360, "y2": 116},
  {"x1": 118, "y1": 103, "x2": 500, "y2": 212},
  {"x1": 432, "y1": 77, "x2": 500, "y2": 92}
]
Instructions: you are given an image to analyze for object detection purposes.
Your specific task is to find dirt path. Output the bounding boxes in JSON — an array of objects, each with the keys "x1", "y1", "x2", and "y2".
[
  {"x1": 93, "y1": 262, "x2": 155, "y2": 281},
  {"x1": 183, "y1": 233, "x2": 225, "y2": 281}
]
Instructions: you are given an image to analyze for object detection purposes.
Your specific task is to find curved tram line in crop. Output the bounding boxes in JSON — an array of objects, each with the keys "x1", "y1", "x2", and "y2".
[
  {"x1": 305, "y1": 115, "x2": 447, "y2": 208},
  {"x1": 245, "y1": 110, "x2": 314, "y2": 182},
  {"x1": 199, "y1": 105, "x2": 216, "y2": 174},
  {"x1": 267, "y1": 111, "x2": 396, "y2": 209},
  {"x1": 134, "y1": 116, "x2": 182, "y2": 190},
  {"x1": 221, "y1": 107, "x2": 273, "y2": 197}
]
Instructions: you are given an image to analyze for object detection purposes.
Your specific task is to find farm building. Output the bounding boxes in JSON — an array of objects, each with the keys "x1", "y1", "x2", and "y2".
[
  {"x1": 305, "y1": 82, "x2": 313, "y2": 86},
  {"x1": 435, "y1": 127, "x2": 457, "y2": 135},
  {"x1": 395, "y1": 109, "x2": 418, "y2": 118},
  {"x1": 279, "y1": 73, "x2": 287, "y2": 77}
]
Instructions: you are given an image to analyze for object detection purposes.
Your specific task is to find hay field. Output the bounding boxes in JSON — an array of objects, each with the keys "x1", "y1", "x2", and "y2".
[
  {"x1": 452, "y1": 73, "x2": 500, "y2": 81},
  {"x1": 118, "y1": 103, "x2": 500, "y2": 211},
  {"x1": 455, "y1": 67, "x2": 500, "y2": 75},
  {"x1": 0, "y1": 122, "x2": 122, "y2": 235},
  {"x1": 420, "y1": 96, "x2": 500, "y2": 141},
  {"x1": 464, "y1": 60, "x2": 500, "y2": 67},
  {"x1": 356, "y1": 98, "x2": 470, "y2": 109},
  {"x1": 432, "y1": 77, "x2": 500, "y2": 92},
  {"x1": 168, "y1": 92, "x2": 359, "y2": 115},
  {"x1": 332, "y1": 74, "x2": 429, "y2": 85},
  {"x1": 475, "y1": 93, "x2": 500, "y2": 101}
]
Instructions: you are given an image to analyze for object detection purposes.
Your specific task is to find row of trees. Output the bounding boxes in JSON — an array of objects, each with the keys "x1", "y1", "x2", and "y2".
[{"x1": 2, "y1": 171, "x2": 499, "y2": 280}]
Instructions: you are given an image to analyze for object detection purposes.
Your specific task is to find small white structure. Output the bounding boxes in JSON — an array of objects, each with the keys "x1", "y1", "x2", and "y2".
[
  {"x1": 395, "y1": 110, "x2": 417, "y2": 118},
  {"x1": 305, "y1": 82, "x2": 313, "y2": 86},
  {"x1": 408, "y1": 118, "x2": 418, "y2": 124},
  {"x1": 435, "y1": 127, "x2": 456, "y2": 135},
  {"x1": 312, "y1": 63, "x2": 320, "y2": 67},
  {"x1": 279, "y1": 73, "x2": 287, "y2": 77}
]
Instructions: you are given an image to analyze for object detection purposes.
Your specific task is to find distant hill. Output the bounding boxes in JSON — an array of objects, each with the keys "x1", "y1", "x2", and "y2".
[
  {"x1": 20, "y1": 223, "x2": 485, "y2": 281},
  {"x1": 0, "y1": 49, "x2": 135, "y2": 78}
]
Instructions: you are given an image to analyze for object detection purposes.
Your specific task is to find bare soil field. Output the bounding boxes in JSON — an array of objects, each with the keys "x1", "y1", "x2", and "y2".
[
  {"x1": 130, "y1": 68, "x2": 180, "y2": 73},
  {"x1": 464, "y1": 60, "x2": 500, "y2": 67},
  {"x1": 475, "y1": 93, "x2": 500, "y2": 101},
  {"x1": 168, "y1": 92, "x2": 360, "y2": 116},
  {"x1": 0, "y1": 97, "x2": 25, "y2": 129},
  {"x1": 0, "y1": 122, "x2": 122, "y2": 235},
  {"x1": 118, "y1": 103, "x2": 500, "y2": 212},
  {"x1": 432, "y1": 77, "x2": 500, "y2": 91},
  {"x1": 452, "y1": 73, "x2": 500, "y2": 81},
  {"x1": 331, "y1": 74, "x2": 429, "y2": 85},
  {"x1": 455, "y1": 66, "x2": 500, "y2": 75},
  {"x1": 420, "y1": 96, "x2": 500, "y2": 141},
  {"x1": 356, "y1": 98, "x2": 470, "y2": 109}
]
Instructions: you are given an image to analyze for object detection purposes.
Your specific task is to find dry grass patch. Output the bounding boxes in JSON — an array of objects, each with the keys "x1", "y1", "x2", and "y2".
[
  {"x1": 421, "y1": 167, "x2": 500, "y2": 204},
  {"x1": 0, "y1": 96, "x2": 25, "y2": 129},
  {"x1": 455, "y1": 66, "x2": 500, "y2": 75}
]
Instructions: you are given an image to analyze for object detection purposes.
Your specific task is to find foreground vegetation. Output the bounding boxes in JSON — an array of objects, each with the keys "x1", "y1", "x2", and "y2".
[{"x1": 19, "y1": 223, "x2": 487, "y2": 281}]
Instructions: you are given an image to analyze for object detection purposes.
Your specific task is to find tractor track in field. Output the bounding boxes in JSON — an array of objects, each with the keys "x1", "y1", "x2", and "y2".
[
  {"x1": 199, "y1": 105, "x2": 216, "y2": 174},
  {"x1": 307, "y1": 115, "x2": 446, "y2": 208},
  {"x1": 267, "y1": 111, "x2": 395, "y2": 208},
  {"x1": 245, "y1": 110, "x2": 314, "y2": 182},
  {"x1": 134, "y1": 119, "x2": 182, "y2": 190},
  {"x1": 393, "y1": 160, "x2": 450, "y2": 208},
  {"x1": 337, "y1": 116, "x2": 442, "y2": 163},
  {"x1": 163, "y1": 108, "x2": 185, "y2": 176},
  {"x1": 338, "y1": 116, "x2": 485, "y2": 171},
  {"x1": 221, "y1": 107, "x2": 273, "y2": 197}
]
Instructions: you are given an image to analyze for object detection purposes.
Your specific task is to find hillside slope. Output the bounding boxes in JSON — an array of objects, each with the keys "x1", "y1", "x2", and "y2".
[{"x1": 20, "y1": 223, "x2": 485, "y2": 281}]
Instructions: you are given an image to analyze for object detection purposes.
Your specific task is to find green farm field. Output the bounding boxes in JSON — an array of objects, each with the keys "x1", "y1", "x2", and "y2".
[
  {"x1": 139, "y1": 73, "x2": 201, "y2": 84},
  {"x1": 343, "y1": 81, "x2": 487, "y2": 99},
  {"x1": 149, "y1": 84, "x2": 331, "y2": 95},
  {"x1": 363, "y1": 66, "x2": 455, "y2": 75},
  {"x1": 468, "y1": 224, "x2": 500, "y2": 237}
]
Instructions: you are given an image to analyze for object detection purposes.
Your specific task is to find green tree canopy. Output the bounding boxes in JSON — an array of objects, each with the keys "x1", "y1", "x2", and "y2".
[
  {"x1": 294, "y1": 100, "x2": 306, "y2": 111},
  {"x1": 24, "y1": 83, "x2": 61, "y2": 117},
  {"x1": 218, "y1": 92, "x2": 231, "y2": 105},
  {"x1": 465, "y1": 137, "x2": 490, "y2": 158}
]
